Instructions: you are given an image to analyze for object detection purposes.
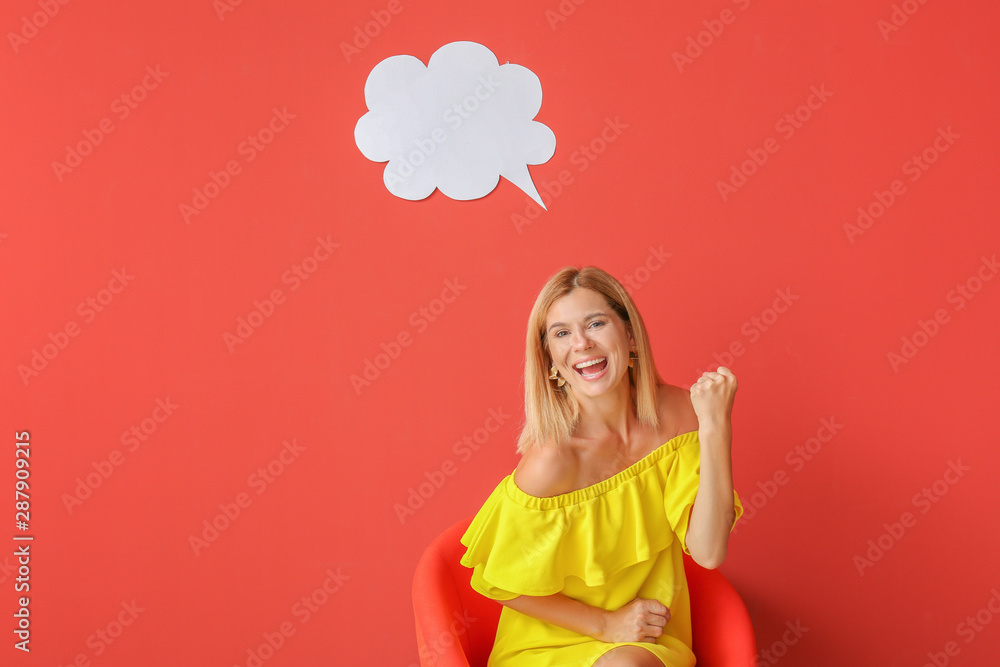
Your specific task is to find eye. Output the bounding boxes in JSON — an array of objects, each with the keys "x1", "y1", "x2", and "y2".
[
  {"x1": 589, "y1": 320, "x2": 606, "y2": 328},
  {"x1": 554, "y1": 330, "x2": 568, "y2": 337}
]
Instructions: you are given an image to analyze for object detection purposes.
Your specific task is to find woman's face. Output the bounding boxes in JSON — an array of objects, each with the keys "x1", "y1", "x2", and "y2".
[{"x1": 544, "y1": 287, "x2": 634, "y2": 398}]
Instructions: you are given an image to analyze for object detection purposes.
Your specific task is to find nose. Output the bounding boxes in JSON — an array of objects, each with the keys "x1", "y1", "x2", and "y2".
[{"x1": 570, "y1": 326, "x2": 593, "y2": 351}]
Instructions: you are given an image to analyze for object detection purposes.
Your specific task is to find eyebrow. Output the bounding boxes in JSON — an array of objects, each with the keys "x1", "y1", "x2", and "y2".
[{"x1": 547, "y1": 312, "x2": 608, "y2": 333}]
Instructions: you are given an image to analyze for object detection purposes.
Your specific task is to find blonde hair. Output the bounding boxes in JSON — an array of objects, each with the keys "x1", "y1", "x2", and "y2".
[{"x1": 515, "y1": 266, "x2": 664, "y2": 454}]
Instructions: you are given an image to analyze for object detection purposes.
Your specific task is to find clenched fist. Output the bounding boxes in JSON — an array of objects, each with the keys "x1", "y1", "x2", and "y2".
[{"x1": 690, "y1": 366, "x2": 737, "y2": 430}]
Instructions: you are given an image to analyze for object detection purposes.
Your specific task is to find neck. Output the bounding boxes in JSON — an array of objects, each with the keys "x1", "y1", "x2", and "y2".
[{"x1": 571, "y1": 376, "x2": 638, "y2": 444}]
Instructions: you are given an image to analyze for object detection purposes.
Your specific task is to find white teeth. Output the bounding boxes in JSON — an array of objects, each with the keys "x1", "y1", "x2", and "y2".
[{"x1": 574, "y1": 357, "x2": 606, "y2": 369}]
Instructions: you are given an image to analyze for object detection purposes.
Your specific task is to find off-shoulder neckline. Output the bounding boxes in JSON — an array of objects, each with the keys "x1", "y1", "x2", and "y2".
[{"x1": 507, "y1": 429, "x2": 699, "y2": 508}]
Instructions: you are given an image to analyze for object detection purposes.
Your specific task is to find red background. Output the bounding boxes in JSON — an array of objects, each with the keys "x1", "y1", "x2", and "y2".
[{"x1": 3, "y1": 0, "x2": 999, "y2": 665}]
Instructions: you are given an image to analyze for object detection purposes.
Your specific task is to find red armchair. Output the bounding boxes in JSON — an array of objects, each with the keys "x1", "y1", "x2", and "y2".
[{"x1": 413, "y1": 515, "x2": 757, "y2": 667}]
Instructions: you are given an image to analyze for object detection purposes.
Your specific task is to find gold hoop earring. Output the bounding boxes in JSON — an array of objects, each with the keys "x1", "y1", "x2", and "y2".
[{"x1": 548, "y1": 365, "x2": 566, "y2": 387}]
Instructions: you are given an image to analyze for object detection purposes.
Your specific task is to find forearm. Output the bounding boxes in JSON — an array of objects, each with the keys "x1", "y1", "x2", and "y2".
[
  {"x1": 685, "y1": 423, "x2": 736, "y2": 569},
  {"x1": 500, "y1": 591, "x2": 607, "y2": 640}
]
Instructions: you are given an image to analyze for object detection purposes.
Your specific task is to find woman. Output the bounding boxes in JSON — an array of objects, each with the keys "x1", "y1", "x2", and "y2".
[{"x1": 459, "y1": 266, "x2": 744, "y2": 667}]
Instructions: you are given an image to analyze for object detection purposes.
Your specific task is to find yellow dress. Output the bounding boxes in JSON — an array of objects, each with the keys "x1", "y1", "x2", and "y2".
[{"x1": 459, "y1": 430, "x2": 744, "y2": 667}]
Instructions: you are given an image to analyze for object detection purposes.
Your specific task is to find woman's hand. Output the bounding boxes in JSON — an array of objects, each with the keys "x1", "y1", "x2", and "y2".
[
  {"x1": 690, "y1": 366, "x2": 738, "y2": 430},
  {"x1": 597, "y1": 598, "x2": 670, "y2": 643}
]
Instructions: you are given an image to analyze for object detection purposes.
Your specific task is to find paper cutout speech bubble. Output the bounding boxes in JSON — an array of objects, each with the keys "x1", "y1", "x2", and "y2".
[{"x1": 354, "y1": 41, "x2": 556, "y2": 208}]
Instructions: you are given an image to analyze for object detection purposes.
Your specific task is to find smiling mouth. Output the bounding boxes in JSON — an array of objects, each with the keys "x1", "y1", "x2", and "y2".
[{"x1": 573, "y1": 358, "x2": 608, "y2": 378}]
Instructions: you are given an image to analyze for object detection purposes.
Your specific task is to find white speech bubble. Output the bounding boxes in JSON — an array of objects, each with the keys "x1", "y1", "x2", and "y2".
[{"x1": 354, "y1": 41, "x2": 556, "y2": 208}]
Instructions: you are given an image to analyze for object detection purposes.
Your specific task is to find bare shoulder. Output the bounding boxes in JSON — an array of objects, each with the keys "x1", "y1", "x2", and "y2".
[
  {"x1": 655, "y1": 383, "x2": 700, "y2": 436},
  {"x1": 513, "y1": 442, "x2": 578, "y2": 498}
]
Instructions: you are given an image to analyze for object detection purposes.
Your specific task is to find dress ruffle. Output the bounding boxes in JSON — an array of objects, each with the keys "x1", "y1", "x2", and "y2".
[{"x1": 459, "y1": 430, "x2": 743, "y2": 600}]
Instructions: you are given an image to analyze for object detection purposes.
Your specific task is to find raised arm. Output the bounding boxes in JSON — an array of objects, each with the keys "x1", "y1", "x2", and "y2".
[{"x1": 683, "y1": 367, "x2": 738, "y2": 569}]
